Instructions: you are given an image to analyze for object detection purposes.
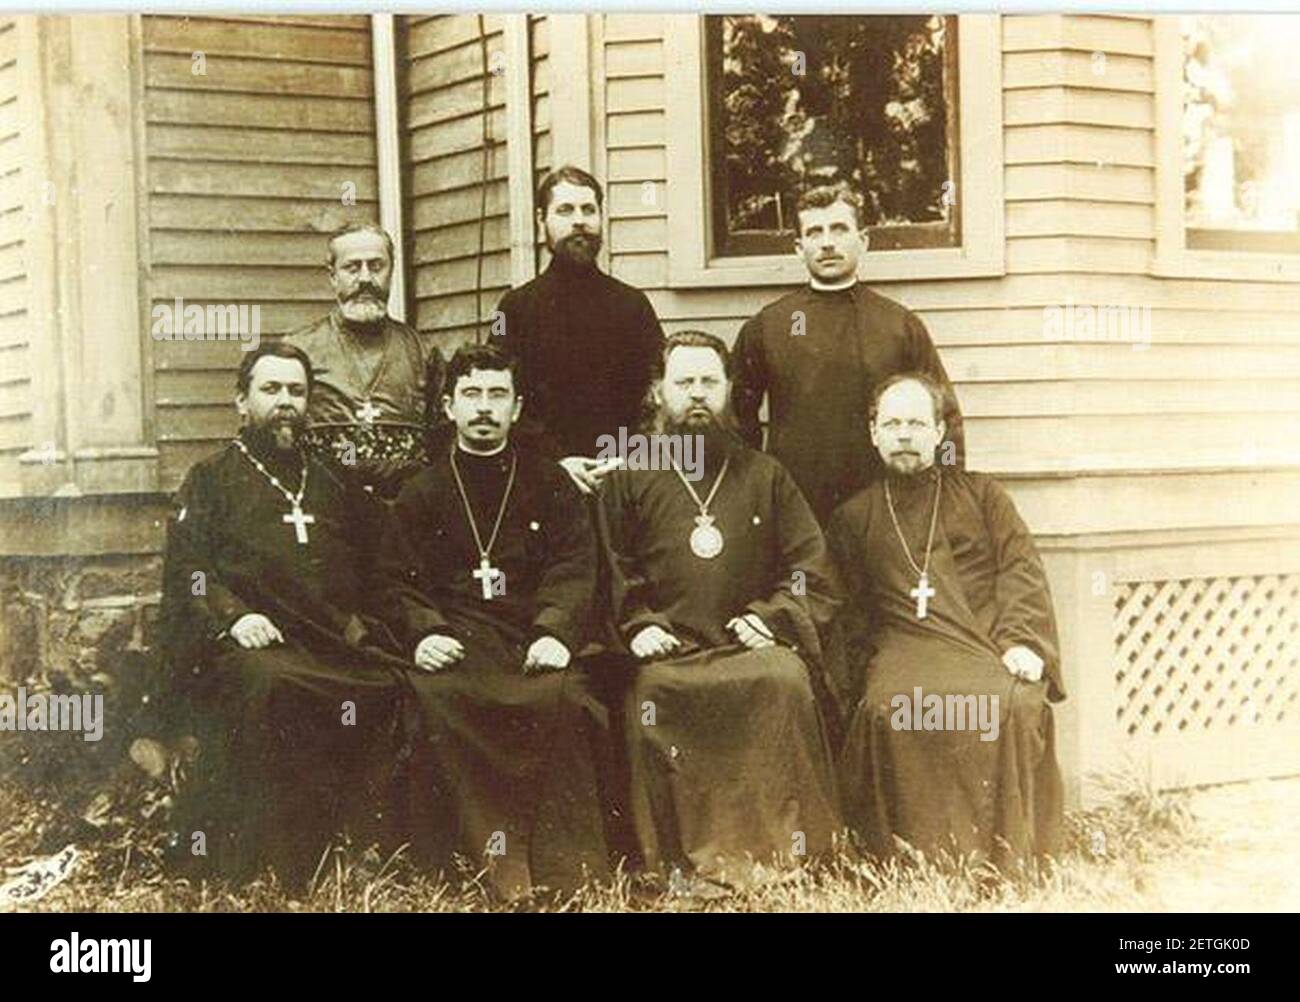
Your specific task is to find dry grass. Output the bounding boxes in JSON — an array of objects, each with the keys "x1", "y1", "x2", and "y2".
[{"x1": 0, "y1": 759, "x2": 1207, "y2": 914}]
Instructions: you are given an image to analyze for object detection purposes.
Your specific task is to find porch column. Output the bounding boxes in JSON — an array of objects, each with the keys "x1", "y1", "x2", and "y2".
[{"x1": 19, "y1": 15, "x2": 154, "y2": 496}]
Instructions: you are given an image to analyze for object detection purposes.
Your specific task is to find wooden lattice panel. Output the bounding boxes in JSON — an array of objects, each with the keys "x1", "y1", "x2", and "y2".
[{"x1": 1113, "y1": 575, "x2": 1300, "y2": 738}]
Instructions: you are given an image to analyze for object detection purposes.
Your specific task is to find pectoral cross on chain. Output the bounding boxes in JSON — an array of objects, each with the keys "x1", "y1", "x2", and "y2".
[
  {"x1": 472, "y1": 555, "x2": 502, "y2": 600},
  {"x1": 283, "y1": 505, "x2": 315, "y2": 545},
  {"x1": 356, "y1": 399, "x2": 382, "y2": 424},
  {"x1": 910, "y1": 573, "x2": 935, "y2": 619}
]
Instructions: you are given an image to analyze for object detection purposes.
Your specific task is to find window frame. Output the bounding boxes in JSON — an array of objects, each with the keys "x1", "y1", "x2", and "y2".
[
  {"x1": 1152, "y1": 15, "x2": 1300, "y2": 282},
  {"x1": 702, "y1": 14, "x2": 963, "y2": 259},
  {"x1": 664, "y1": 13, "x2": 1004, "y2": 288}
]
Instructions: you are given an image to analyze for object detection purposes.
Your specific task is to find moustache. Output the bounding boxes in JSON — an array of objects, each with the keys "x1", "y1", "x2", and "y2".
[
  {"x1": 347, "y1": 286, "x2": 385, "y2": 302},
  {"x1": 469, "y1": 417, "x2": 500, "y2": 427},
  {"x1": 672, "y1": 409, "x2": 722, "y2": 431}
]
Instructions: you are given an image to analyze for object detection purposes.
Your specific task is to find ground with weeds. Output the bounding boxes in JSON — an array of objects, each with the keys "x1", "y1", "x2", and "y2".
[{"x1": 4, "y1": 752, "x2": 1296, "y2": 912}]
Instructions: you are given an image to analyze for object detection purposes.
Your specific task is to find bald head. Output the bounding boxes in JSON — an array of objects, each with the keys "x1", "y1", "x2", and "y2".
[{"x1": 870, "y1": 376, "x2": 946, "y2": 475}]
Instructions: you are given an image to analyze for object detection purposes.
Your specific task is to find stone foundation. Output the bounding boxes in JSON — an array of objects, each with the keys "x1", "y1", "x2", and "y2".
[
  {"x1": 1, "y1": 553, "x2": 161, "y2": 688},
  {"x1": 1, "y1": 552, "x2": 167, "y2": 796}
]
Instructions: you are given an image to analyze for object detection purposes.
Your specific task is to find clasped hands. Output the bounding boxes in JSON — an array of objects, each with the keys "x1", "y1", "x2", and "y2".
[
  {"x1": 413, "y1": 633, "x2": 571, "y2": 674},
  {"x1": 630, "y1": 612, "x2": 775, "y2": 660}
]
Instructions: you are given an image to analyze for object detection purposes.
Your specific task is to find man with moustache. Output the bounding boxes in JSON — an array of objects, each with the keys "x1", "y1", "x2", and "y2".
[
  {"x1": 600, "y1": 331, "x2": 843, "y2": 890},
  {"x1": 287, "y1": 222, "x2": 445, "y2": 498},
  {"x1": 494, "y1": 165, "x2": 664, "y2": 496},
  {"x1": 375, "y1": 343, "x2": 610, "y2": 899},
  {"x1": 732, "y1": 185, "x2": 964, "y2": 524},
  {"x1": 158, "y1": 342, "x2": 415, "y2": 886},
  {"x1": 825, "y1": 373, "x2": 1064, "y2": 867}
]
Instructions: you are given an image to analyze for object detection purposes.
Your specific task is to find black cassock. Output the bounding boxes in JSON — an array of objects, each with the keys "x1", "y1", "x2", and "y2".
[
  {"x1": 733, "y1": 283, "x2": 965, "y2": 524},
  {"x1": 601, "y1": 444, "x2": 843, "y2": 884},
  {"x1": 376, "y1": 444, "x2": 610, "y2": 897},
  {"x1": 494, "y1": 257, "x2": 664, "y2": 459},
  {"x1": 826, "y1": 468, "x2": 1065, "y2": 867},
  {"x1": 159, "y1": 435, "x2": 415, "y2": 886}
]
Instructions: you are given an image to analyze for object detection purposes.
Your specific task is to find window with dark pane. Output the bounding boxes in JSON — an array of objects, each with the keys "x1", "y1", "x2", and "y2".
[{"x1": 705, "y1": 14, "x2": 960, "y2": 258}]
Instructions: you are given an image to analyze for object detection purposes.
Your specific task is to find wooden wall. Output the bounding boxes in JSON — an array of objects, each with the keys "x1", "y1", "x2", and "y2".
[
  {"x1": 530, "y1": 15, "x2": 550, "y2": 271},
  {"x1": 3, "y1": 12, "x2": 1293, "y2": 515},
  {"x1": 0, "y1": 19, "x2": 30, "y2": 495},
  {"x1": 601, "y1": 14, "x2": 670, "y2": 295},
  {"x1": 582, "y1": 13, "x2": 1300, "y2": 541},
  {"x1": 141, "y1": 14, "x2": 379, "y2": 491},
  {"x1": 0, "y1": 13, "x2": 1292, "y2": 527},
  {"x1": 400, "y1": 14, "x2": 510, "y2": 355}
]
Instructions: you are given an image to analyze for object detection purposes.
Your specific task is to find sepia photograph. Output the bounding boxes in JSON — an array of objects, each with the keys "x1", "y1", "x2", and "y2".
[{"x1": 0, "y1": 3, "x2": 1294, "y2": 977}]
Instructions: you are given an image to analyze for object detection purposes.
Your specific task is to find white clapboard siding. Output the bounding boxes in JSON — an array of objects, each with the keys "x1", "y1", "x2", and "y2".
[
  {"x1": 0, "y1": 17, "x2": 29, "y2": 495},
  {"x1": 143, "y1": 14, "x2": 379, "y2": 491},
  {"x1": 602, "y1": 15, "x2": 668, "y2": 293},
  {"x1": 400, "y1": 14, "x2": 510, "y2": 354},
  {"x1": 403, "y1": 13, "x2": 1300, "y2": 528},
  {"x1": 702, "y1": 18, "x2": 1278, "y2": 494},
  {"x1": 532, "y1": 14, "x2": 550, "y2": 185}
]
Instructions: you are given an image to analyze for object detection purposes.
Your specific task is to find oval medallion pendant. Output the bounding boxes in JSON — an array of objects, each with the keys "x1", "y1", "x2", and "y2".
[{"x1": 690, "y1": 515, "x2": 724, "y2": 559}]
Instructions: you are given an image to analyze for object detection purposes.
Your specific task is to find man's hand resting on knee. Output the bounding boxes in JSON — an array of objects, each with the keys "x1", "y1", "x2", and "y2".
[
  {"x1": 229, "y1": 613, "x2": 284, "y2": 650},
  {"x1": 414, "y1": 634, "x2": 465, "y2": 672}
]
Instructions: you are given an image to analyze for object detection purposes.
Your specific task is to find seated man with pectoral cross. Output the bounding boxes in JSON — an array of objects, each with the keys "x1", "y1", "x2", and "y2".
[
  {"x1": 825, "y1": 373, "x2": 1065, "y2": 867},
  {"x1": 158, "y1": 342, "x2": 416, "y2": 886},
  {"x1": 375, "y1": 343, "x2": 611, "y2": 899},
  {"x1": 600, "y1": 331, "x2": 844, "y2": 892}
]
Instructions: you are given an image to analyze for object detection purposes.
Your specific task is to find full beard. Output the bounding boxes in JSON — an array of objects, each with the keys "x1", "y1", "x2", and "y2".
[
  {"x1": 551, "y1": 231, "x2": 602, "y2": 266},
  {"x1": 665, "y1": 410, "x2": 737, "y2": 466},
  {"x1": 245, "y1": 413, "x2": 306, "y2": 457},
  {"x1": 882, "y1": 451, "x2": 934, "y2": 478},
  {"x1": 338, "y1": 292, "x2": 388, "y2": 326}
]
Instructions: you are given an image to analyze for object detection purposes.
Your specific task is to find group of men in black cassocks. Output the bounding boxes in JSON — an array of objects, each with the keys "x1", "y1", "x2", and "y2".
[{"x1": 157, "y1": 166, "x2": 1064, "y2": 898}]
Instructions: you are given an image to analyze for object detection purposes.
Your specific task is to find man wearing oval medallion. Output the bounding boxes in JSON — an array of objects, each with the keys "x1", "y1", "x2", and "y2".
[{"x1": 600, "y1": 331, "x2": 844, "y2": 891}]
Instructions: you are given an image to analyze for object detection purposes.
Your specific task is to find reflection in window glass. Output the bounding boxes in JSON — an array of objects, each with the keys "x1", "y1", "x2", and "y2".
[
  {"x1": 1184, "y1": 15, "x2": 1300, "y2": 249},
  {"x1": 706, "y1": 15, "x2": 959, "y2": 257}
]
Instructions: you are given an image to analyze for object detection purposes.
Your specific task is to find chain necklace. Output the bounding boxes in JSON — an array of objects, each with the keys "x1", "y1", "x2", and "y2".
[
  {"x1": 231, "y1": 437, "x2": 315, "y2": 544},
  {"x1": 671, "y1": 456, "x2": 730, "y2": 559},
  {"x1": 883, "y1": 468, "x2": 942, "y2": 619},
  {"x1": 448, "y1": 443, "x2": 518, "y2": 600},
  {"x1": 335, "y1": 315, "x2": 393, "y2": 424}
]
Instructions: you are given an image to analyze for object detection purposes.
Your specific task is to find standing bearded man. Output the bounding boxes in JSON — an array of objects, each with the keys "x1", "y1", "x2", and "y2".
[
  {"x1": 158, "y1": 342, "x2": 415, "y2": 887},
  {"x1": 494, "y1": 165, "x2": 664, "y2": 496},
  {"x1": 732, "y1": 185, "x2": 964, "y2": 524},
  {"x1": 375, "y1": 343, "x2": 611, "y2": 899},
  {"x1": 601, "y1": 331, "x2": 843, "y2": 890},
  {"x1": 287, "y1": 223, "x2": 445, "y2": 499},
  {"x1": 826, "y1": 373, "x2": 1064, "y2": 867}
]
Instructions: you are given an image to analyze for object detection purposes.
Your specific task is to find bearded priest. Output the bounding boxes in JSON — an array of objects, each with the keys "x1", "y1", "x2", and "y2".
[
  {"x1": 600, "y1": 330, "x2": 843, "y2": 891},
  {"x1": 826, "y1": 372, "x2": 1065, "y2": 868},
  {"x1": 158, "y1": 342, "x2": 415, "y2": 886}
]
